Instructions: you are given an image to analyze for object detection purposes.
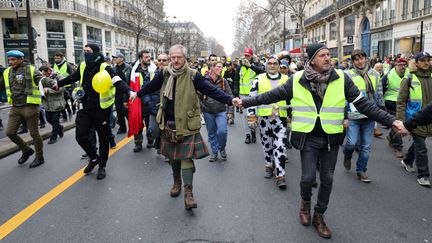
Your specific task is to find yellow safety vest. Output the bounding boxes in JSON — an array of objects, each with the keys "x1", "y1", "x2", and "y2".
[
  {"x1": 239, "y1": 66, "x2": 256, "y2": 95},
  {"x1": 346, "y1": 69, "x2": 379, "y2": 116},
  {"x1": 291, "y1": 70, "x2": 346, "y2": 134},
  {"x1": 256, "y1": 73, "x2": 288, "y2": 117},
  {"x1": 3, "y1": 65, "x2": 41, "y2": 105},
  {"x1": 384, "y1": 68, "x2": 408, "y2": 102},
  {"x1": 54, "y1": 62, "x2": 71, "y2": 87},
  {"x1": 79, "y1": 62, "x2": 115, "y2": 109}
]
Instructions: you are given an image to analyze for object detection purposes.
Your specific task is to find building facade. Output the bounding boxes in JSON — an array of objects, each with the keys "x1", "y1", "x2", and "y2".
[
  {"x1": 0, "y1": 0, "x2": 165, "y2": 66},
  {"x1": 304, "y1": 0, "x2": 432, "y2": 60}
]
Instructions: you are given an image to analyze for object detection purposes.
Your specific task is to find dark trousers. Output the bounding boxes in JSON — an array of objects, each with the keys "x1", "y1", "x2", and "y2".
[
  {"x1": 75, "y1": 108, "x2": 111, "y2": 167},
  {"x1": 385, "y1": 100, "x2": 403, "y2": 150},
  {"x1": 300, "y1": 135, "x2": 338, "y2": 214},
  {"x1": 115, "y1": 98, "x2": 127, "y2": 130},
  {"x1": 405, "y1": 133, "x2": 430, "y2": 179},
  {"x1": 39, "y1": 105, "x2": 46, "y2": 125},
  {"x1": 6, "y1": 105, "x2": 43, "y2": 159},
  {"x1": 134, "y1": 104, "x2": 150, "y2": 144},
  {"x1": 64, "y1": 88, "x2": 75, "y2": 114},
  {"x1": 45, "y1": 111, "x2": 61, "y2": 139}
]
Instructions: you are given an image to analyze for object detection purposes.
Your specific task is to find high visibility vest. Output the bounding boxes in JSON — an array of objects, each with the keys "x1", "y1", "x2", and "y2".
[
  {"x1": 384, "y1": 68, "x2": 408, "y2": 101},
  {"x1": 256, "y1": 73, "x2": 288, "y2": 117},
  {"x1": 136, "y1": 70, "x2": 155, "y2": 87},
  {"x1": 291, "y1": 70, "x2": 346, "y2": 134},
  {"x1": 406, "y1": 73, "x2": 423, "y2": 120},
  {"x1": 53, "y1": 62, "x2": 71, "y2": 87},
  {"x1": 3, "y1": 65, "x2": 41, "y2": 105},
  {"x1": 200, "y1": 66, "x2": 208, "y2": 76},
  {"x1": 79, "y1": 62, "x2": 115, "y2": 109},
  {"x1": 239, "y1": 66, "x2": 256, "y2": 95},
  {"x1": 345, "y1": 69, "x2": 379, "y2": 116}
]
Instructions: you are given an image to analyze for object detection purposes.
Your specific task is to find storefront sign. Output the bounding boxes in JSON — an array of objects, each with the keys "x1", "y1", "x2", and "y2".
[
  {"x1": 47, "y1": 39, "x2": 66, "y2": 48},
  {"x1": 3, "y1": 39, "x2": 28, "y2": 48}
]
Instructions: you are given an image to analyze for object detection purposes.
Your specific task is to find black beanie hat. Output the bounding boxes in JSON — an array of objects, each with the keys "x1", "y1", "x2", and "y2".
[
  {"x1": 306, "y1": 43, "x2": 328, "y2": 61},
  {"x1": 85, "y1": 43, "x2": 100, "y2": 53}
]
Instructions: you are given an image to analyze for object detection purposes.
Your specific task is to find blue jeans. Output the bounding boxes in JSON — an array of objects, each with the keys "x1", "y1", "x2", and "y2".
[
  {"x1": 203, "y1": 112, "x2": 228, "y2": 154},
  {"x1": 343, "y1": 119, "x2": 375, "y2": 173}
]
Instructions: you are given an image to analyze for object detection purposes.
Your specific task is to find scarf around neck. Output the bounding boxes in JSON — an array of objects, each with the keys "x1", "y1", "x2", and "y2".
[
  {"x1": 164, "y1": 63, "x2": 189, "y2": 100},
  {"x1": 304, "y1": 61, "x2": 333, "y2": 99}
]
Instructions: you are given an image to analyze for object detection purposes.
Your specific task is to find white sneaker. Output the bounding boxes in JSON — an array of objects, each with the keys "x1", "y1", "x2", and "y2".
[
  {"x1": 417, "y1": 177, "x2": 431, "y2": 187},
  {"x1": 401, "y1": 160, "x2": 415, "y2": 173}
]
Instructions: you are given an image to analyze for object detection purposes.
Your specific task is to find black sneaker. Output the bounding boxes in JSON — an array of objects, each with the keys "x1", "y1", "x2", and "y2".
[
  {"x1": 96, "y1": 167, "x2": 106, "y2": 180},
  {"x1": 117, "y1": 128, "x2": 126, "y2": 134},
  {"x1": 48, "y1": 138, "x2": 57, "y2": 144},
  {"x1": 81, "y1": 154, "x2": 89, "y2": 160},
  {"x1": 109, "y1": 137, "x2": 117, "y2": 149},
  {"x1": 17, "y1": 129, "x2": 28, "y2": 134},
  {"x1": 29, "y1": 158, "x2": 45, "y2": 168},
  {"x1": 245, "y1": 134, "x2": 251, "y2": 144},
  {"x1": 40, "y1": 123, "x2": 46, "y2": 129},
  {"x1": 264, "y1": 167, "x2": 274, "y2": 179},
  {"x1": 276, "y1": 177, "x2": 287, "y2": 190},
  {"x1": 133, "y1": 143, "x2": 143, "y2": 152},
  {"x1": 18, "y1": 148, "x2": 34, "y2": 164},
  {"x1": 83, "y1": 158, "x2": 98, "y2": 174}
]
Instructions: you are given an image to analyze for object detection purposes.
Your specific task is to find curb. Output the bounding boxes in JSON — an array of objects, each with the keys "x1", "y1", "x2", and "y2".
[{"x1": 0, "y1": 121, "x2": 75, "y2": 159}]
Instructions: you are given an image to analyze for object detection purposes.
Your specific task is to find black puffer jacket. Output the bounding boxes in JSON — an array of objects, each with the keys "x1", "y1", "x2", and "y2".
[{"x1": 201, "y1": 74, "x2": 234, "y2": 114}]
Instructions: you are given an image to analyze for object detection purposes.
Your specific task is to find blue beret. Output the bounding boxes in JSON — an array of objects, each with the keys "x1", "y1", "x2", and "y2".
[{"x1": 6, "y1": 50, "x2": 24, "y2": 58}]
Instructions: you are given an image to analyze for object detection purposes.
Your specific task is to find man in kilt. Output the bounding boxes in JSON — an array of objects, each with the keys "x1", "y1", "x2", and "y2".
[{"x1": 133, "y1": 45, "x2": 234, "y2": 210}]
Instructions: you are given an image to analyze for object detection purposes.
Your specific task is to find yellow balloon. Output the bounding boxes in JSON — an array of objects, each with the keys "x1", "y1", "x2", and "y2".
[{"x1": 92, "y1": 70, "x2": 112, "y2": 93}]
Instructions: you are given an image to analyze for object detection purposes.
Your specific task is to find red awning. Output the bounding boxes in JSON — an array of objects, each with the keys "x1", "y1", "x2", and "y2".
[{"x1": 289, "y1": 48, "x2": 301, "y2": 54}]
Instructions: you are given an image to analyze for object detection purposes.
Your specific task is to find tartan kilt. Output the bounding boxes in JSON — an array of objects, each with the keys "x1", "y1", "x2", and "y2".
[{"x1": 160, "y1": 132, "x2": 209, "y2": 160}]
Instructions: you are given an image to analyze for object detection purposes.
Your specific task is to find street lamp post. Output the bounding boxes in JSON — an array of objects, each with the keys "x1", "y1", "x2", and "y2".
[
  {"x1": 26, "y1": 0, "x2": 35, "y2": 64},
  {"x1": 283, "y1": 4, "x2": 286, "y2": 50}
]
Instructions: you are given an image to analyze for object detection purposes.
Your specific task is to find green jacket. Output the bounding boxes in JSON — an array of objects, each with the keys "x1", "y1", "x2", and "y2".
[
  {"x1": 397, "y1": 69, "x2": 432, "y2": 137},
  {"x1": 42, "y1": 77, "x2": 66, "y2": 112}
]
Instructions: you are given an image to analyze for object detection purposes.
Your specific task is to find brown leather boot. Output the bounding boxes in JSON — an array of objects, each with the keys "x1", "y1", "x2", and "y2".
[
  {"x1": 184, "y1": 185, "x2": 197, "y2": 210},
  {"x1": 299, "y1": 200, "x2": 311, "y2": 226},
  {"x1": 312, "y1": 212, "x2": 332, "y2": 238},
  {"x1": 374, "y1": 128, "x2": 383, "y2": 137},
  {"x1": 170, "y1": 174, "x2": 182, "y2": 197}
]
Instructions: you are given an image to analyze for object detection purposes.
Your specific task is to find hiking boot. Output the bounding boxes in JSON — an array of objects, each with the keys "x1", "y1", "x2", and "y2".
[
  {"x1": 312, "y1": 212, "x2": 332, "y2": 238},
  {"x1": 264, "y1": 167, "x2": 274, "y2": 179},
  {"x1": 401, "y1": 160, "x2": 415, "y2": 173},
  {"x1": 393, "y1": 149, "x2": 404, "y2": 158},
  {"x1": 276, "y1": 176, "x2": 287, "y2": 190},
  {"x1": 220, "y1": 149, "x2": 227, "y2": 161},
  {"x1": 343, "y1": 158, "x2": 351, "y2": 171},
  {"x1": 251, "y1": 131, "x2": 257, "y2": 143},
  {"x1": 29, "y1": 157, "x2": 45, "y2": 168},
  {"x1": 373, "y1": 128, "x2": 383, "y2": 137},
  {"x1": 133, "y1": 143, "x2": 143, "y2": 152},
  {"x1": 209, "y1": 153, "x2": 218, "y2": 162},
  {"x1": 83, "y1": 158, "x2": 98, "y2": 174},
  {"x1": 170, "y1": 174, "x2": 182, "y2": 197},
  {"x1": 357, "y1": 172, "x2": 371, "y2": 183},
  {"x1": 184, "y1": 185, "x2": 197, "y2": 210},
  {"x1": 244, "y1": 134, "x2": 251, "y2": 144},
  {"x1": 417, "y1": 177, "x2": 431, "y2": 187},
  {"x1": 299, "y1": 200, "x2": 311, "y2": 226},
  {"x1": 18, "y1": 148, "x2": 34, "y2": 165}
]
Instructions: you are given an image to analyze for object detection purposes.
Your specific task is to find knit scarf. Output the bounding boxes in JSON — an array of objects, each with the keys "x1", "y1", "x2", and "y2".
[
  {"x1": 164, "y1": 62, "x2": 189, "y2": 100},
  {"x1": 304, "y1": 61, "x2": 333, "y2": 99},
  {"x1": 353, "y1": 63, "x2": 374, "y2": 99}
]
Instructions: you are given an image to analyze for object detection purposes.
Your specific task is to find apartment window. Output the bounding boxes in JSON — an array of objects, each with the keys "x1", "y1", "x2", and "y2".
[
  {"x1": 375, "y1": 4, "x2": 381, "y2": 27},
  {"x1": 412, "y1": 0, "x2": 419, "y2": 18},
  {"x1": 322, "y1": 25, "x2": 326, "y2": 40},
  {"x1": 390, "y1": 0, "x2": 396, "y2": 21},
  {"x1": 46, "y1": 20, "x2": 64, "y2": 33},
  {"x1": 105, "y1": 31, "x2": 111, "y2": 46},
  {"x1": 73, "y1": 22, "x2": 82, "y2": 41},
  {"x1": 344, "y1": 15, "x2": 355, "y2": 37},
  {"x1": 330, "y1": 22, "x2": 337, "y2": 40},
  {"x1": 47, "y1": 0, "x2": 59, "y2": 9},
  {"x1": 425, "y1": 0, "x2": 432, "y2": 14},
  {"x1": 402, "y1": 0, "x2": 409, "y2": 20},
  {"x1": 382, "y1": 0, "x2": 388, "y2": 25},
  {"x1": 2, "y1": 18, "x2": 28, "y2": 37}
]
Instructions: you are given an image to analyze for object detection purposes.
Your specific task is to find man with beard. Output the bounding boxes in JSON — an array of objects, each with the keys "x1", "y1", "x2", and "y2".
[
  {"x1": 232, "y1": 44, "x2": 403, "y2": 238},
  {"x1": 343, "y1": 49, "x2": 384, "y2": 183},
  {"x1": 58, "y1": 44, "x2": 135, "y2": 180},
  {"x1": 112, "y1": 53, "x2": 131, "y2": 134},
  {"x1": 397, "y1": 52, "x2": 432, "y2": 187},
  {"x1": 132, "y1": 45, "x2": 234, "y2": 210}
]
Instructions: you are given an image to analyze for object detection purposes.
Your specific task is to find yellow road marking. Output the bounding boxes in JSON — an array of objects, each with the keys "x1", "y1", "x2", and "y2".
[{"x1": 0, "y1": 135, "x2": 134, "y2": 240}]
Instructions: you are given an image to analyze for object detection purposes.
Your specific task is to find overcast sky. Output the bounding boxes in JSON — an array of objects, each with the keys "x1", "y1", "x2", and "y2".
[{"x1": 164, "y1": 0, "x2": 242, "y2": 55}]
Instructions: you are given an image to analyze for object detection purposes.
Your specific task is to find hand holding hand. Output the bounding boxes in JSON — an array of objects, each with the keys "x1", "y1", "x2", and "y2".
[
  {"x1": 392, "y1": 120, "x2": 409, "y2": 136},
  {"x1": 51, "y1": 81, "x2": 58, "y2": 91},
  {"x1": 232, "y1": 97, "x2": 242, "y2": 107},
  {"x1": 343, "y1": 119, "x2": 349, "y2": 128}
]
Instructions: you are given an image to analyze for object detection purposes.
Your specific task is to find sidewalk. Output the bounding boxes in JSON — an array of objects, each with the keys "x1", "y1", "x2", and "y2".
[{"x1": 0, "y1": 119, "x2": 76, "y2": 159}]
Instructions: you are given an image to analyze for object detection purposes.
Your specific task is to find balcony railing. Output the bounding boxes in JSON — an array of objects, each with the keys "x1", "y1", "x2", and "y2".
[
  {"x1": 337, "y1": 0, "x2": 361, "y2": 10},
  {"x1": 304, "y1": 5, "x2": 335, "y2": 26}
]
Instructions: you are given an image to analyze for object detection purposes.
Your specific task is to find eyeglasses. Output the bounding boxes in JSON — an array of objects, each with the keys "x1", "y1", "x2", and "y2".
[
  {"x1": 267, "y1": 62, "x2": 279, "y2": 66},
  {"x1": 158, "y1": 59, "x2": 167, "y2": 62},
  {"x1": 280, "y1": 66, "x2": 288, "y2": 69}
]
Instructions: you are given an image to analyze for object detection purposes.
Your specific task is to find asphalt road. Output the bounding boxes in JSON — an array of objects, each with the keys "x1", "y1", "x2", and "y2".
[{"x1": 0, "y1": 114, "x2": 431, "y2": 242}]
